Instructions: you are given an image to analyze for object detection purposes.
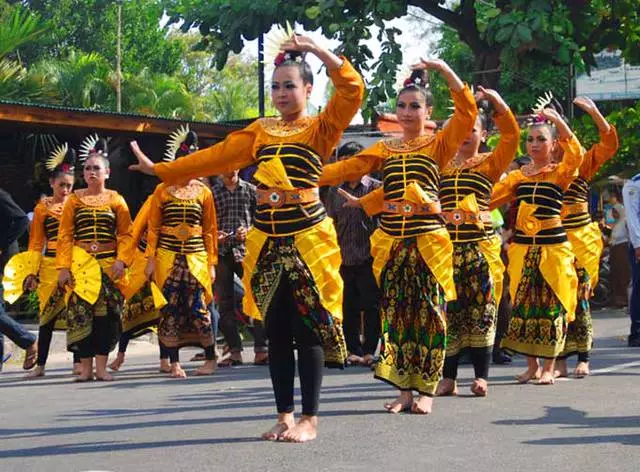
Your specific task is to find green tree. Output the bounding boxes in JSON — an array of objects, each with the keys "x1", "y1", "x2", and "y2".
[{"x1": 161, "y1": 0, "x2": 639, "y2": 119}]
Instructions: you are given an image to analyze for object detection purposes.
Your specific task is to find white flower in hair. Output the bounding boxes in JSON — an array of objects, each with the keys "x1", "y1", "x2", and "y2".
[
  {"x1": 164, "y1": 124, "x2": 191, "y2": 162},
  {"x1": 79, "y1": 134, "x2": 106, "y2": 163},
  {"x1": 263, "y1": 21, "x2": 295, "y2": 65},
  {"x1": 532, "y1": 91, "x2": 554, "y2": 115},
  {"x1": 46, "y1": 143, "x2": 69, "y2": 171}
]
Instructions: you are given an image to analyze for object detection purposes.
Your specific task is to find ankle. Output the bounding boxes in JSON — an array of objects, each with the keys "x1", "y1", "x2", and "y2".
[
  {"x1": 299, "y1": 415, "x2": 318, "y2": 426},
  {"x1": 277, "y1": 412, "x2": 295, "y2": 424}
]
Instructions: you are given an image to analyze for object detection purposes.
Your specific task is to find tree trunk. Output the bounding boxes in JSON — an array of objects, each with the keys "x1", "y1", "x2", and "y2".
[{"x1": 472, "y1": 48, "x2": 502, "y2": 89}]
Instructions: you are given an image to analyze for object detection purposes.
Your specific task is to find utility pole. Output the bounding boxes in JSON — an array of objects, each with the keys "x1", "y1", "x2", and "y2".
[
  {"x1": 258, "y1": 33, "x2": 265, "y2": 117},
  {"x1": 116, "y1": 0, "x2": 123, "y2": 112}
]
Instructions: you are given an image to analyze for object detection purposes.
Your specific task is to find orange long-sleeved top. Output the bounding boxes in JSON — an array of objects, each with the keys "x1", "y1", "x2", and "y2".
[
  {"x1": 28, "y1": 197, "x2": 65, "y2": 258},
  {"x1": 130, "y1": 194, "x2": 153, "y2": 254},
  {"x1": 318, "y1": 84, "x2": 477, "y2": 238},
  {"x1": 562, "y1": 125, "x2": 619, "y2": 229},
  {"x1": 489, "y1": 134, "x2": 584, "y2": 246},
  {"x1": 144, "y1": 182, "x2": 218, "y2": 267},
  {"x1": 55, "y1": 189, "x2": 133, "y2": 269}
]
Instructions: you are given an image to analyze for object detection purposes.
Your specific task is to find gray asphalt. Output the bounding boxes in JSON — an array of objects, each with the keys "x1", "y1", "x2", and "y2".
[{"x1": 1, "y1": 308, "x2": 640, "y2": 472}]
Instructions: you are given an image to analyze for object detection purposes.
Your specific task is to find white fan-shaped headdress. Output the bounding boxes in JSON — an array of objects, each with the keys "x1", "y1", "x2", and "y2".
[
  {"x1": 46, "y1": 143, "x2": 69, "y2": 171},
  {"x1": 532, "y1": 91, "x2": 554, "y2": 115},
  {"x1": 164, "y1": 125, "x2": 193, "y2": 162},
  {"x1": 263, "y1": 21, "x2": 297, "y2": 65},
  {"x1": 79, "y1": 134, "x2": 107, "y2": 163}
]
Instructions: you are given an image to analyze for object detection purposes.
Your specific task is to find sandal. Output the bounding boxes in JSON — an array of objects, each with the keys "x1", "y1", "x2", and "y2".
[
  {"x1": 189, "y1": 352, "x2": 206, "y2": 362},
  {"x1": 217, "y1": 357, "x2": 243, "y2": 368},
  {"x1": 253, "y1": 353, "x2": 269, "y2": 365},
  {"x1": 22, "y1": 345, "x2": 37, "y2": 370}
]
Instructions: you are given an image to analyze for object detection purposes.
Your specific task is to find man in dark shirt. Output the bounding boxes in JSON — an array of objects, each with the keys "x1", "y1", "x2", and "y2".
[
  {"x1": 0, "y1": 188, "x2": 37, "y2": 371},
  {"x1": 212, "y1": 171, "x2": 267, "y2": 366},
  {"x1": 324, "y1": 142, "x2": 381, "y2": 366}
]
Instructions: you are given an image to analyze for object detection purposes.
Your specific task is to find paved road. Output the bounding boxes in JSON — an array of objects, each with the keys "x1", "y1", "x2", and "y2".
[{"x1": 1, "y1": 308, "x2": 640, "y2": 472}]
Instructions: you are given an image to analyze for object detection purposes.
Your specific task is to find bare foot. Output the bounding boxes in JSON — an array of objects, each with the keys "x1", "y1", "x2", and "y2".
[
  {"x1": 347, "y1": 353, "x2": 363, "y2": 366},
  {"x1": 170, "y1": 363, "x2": 187, "y2": 379},
  {"x1": 261, "y1": 413, "x2": 295, "y2": 441},
  {"x1": 574, "y1": 361, "x2": 590, "y2": 378},
  {"x1": 435, "y1": 378, "x2": 458, "y2": 396},
  {"x1": 159, "y1": 359, "x2": 171, "y2": 373},
  {"x1": 253, "y1": 352, "x2": 269, "y2": 365},
  {"x1": 384, "y1": 391, "x2": 413, "y2": 413},
  {"x1": 554, "y1": 359, "x2": 568, "y2": 378},
  {"x1": 73, "y1": 364, "x2": 82, "y2": 376},
  {"x1": 195, "y1": 360, "x2": 216, "y2": 376},
  {"x1": 75, "y1": 372, "x2": 94, "y2": 382},
  {"x1": 536, "y1": 371, "x2": 555, "y2": 385},
  {"x1": 515, "y1": 368, "x2": 541, "y2": 384},
  {"x1": 95, "y1": 371, "x2": 115, "y2": 381},
  {"x1": 471, "y1": 378, "x2": 488, "y2": 397},
  {"x1": 25, "y1": 366, "x2": 45, "y2": 379},
  {"x1": 109, "y1": 353, "x2": 125, "y2": 372},
  {"x1": 281, "y1": 416, "x2": 318, "y2": 443},
  {"x1": 361, "y1": 354, "x2": 375, "y2": 367},
  {"x1": 411, "y1": 395, "x2": 433, "y2": 414}
]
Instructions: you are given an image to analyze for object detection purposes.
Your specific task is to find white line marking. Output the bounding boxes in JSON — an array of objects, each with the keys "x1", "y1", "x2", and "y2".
[{"x1": 590, "y1": 360, "x2": 640, "y2": 374}]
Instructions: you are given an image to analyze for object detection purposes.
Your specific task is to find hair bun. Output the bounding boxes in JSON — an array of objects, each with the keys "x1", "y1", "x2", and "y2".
[
  {"x1": 274, "y1": 50, "x2": 304, "y2": 67},
  {"x1": 403, "y1": 69, "x2": 428, "y2": 88}
]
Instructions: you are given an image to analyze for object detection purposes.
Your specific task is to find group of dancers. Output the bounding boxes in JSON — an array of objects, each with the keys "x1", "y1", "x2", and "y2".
[{"x1": 3, "y1": 30, "x2": 618, "y2": 443}]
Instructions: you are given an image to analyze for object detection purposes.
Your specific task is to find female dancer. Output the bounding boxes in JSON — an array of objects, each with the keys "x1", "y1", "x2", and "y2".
[
  {"x1": 141, "y1": 127, "x2": 218, "y2": 379},
  {"x1": 489, "y1": 101, "x2": 584, "y2": 385},
  {"x1": 555, "y1": 96, "x2": 618, "y2": 378},
  {"x1": 57, "y1": 135, "x2": 133, "y2": 381},
  {"x1": 130, "y1": 32, "x2": 363, "y2": 443},
  {"x1": 20, "y1": 145, "x2": 80, "y2": 378},
  {"x1": 319, "y1": 59, "x2": 477, "y2": 414},
  {"x1": 435, "y1": 87, "x2": 520, "y2": 397}
]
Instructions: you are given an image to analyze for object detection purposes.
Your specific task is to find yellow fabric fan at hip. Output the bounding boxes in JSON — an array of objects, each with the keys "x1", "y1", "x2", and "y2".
[
  {"x1": 150, "y1": 281, "x2": 167, "y2": 309},
  {"x1": 66, "y1": 246, "x2": 102, "y2": 305},
  {"x1": 1, "y1": 251, "x2": 41, "y2": 304}
]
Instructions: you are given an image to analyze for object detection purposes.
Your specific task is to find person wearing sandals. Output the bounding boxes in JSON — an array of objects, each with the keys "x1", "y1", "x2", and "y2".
[
  {"x1": 15, "y1": 145, "x2": 81, "y2": 378},
  {"x1": 56, "y1": 135, "x2": 133, "y2": 382},
  {"x1": 133, "y1": 126, "x2": 218, "y2": 379},
  {"x1": 211, "y1": 170, "x2": 268, "y2": 367},
  {"x1": 489, "y1": 95, "x2": 584, "y2": 386},
  {"x1": 553, "y1": 97, "x2": 618, "y2": 379},
  {"x1": 323, "y1": 141, "x2": 381, "y2": 368},
  {"x1": 130, "y1": 28, "x2": 364, "y2": 443},
  {"x1": 0, "y1": 188, "x2": 37, "y2": 372},
  {"x1": 108, "y1": 194, "x2": 171, "y2": 374},
  {"x1": 435, "y1": 87, "x2": 520, "y2": 398},
  {"x1": 319, "y1": 60, "x2": 477, "y2": 414}
]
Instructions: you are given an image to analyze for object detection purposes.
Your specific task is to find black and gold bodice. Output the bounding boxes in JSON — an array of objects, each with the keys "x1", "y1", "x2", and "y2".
[
  {"x1": 43, "y1": 214, "x2": 60, "y2": 257},
  {"x1": 254, "y1": 143, "x2": 326, "y2": 236},
  {"x1": 137, "y1": 230, "x2": 148, "y2": 253},
  {"x1": 74, "y1": 205, "x2": 117, "y2": 258},
  {"x1": 513, "y1": 181, "x2": 567, "y2": 245},
  {"x1": 562, "y1": 176, "x2": 591, "y2": 229},
  {"x1": 440, "y1": 169, "x2": 493, "y2": 242},
  {"x1": 380, "y1": 153, "x2": 444, "y2": 238},
  {"x1": 158, "y1": 199, "x2": 205, "y2": 254}
]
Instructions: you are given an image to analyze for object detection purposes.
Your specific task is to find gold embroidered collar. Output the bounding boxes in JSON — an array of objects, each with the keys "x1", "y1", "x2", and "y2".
[
  {"x1": 383, "y1": 134, "x2": 435, "y2": 153},
  {"x1": 42, "y1": 197, "x2": 64, "y2": 217},
  {"x1": 167, "y1": 181, "x2": 205, "y2": 200},
  {"x1": 520, "y1": 162, "x2": 558, "y2": 177},
  {"x1": 75, "y1": 189, "x2": 115, "y2": 206},
  {"x1": 260, "y1": 116, "x2": 314, "y2": 137},
  {"x1": 444, "y1": 152, "x2": 491, "y2": 173}
]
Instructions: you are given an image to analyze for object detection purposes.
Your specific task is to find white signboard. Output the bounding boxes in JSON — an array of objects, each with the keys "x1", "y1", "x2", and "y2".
[{"x1": 576, "y1": 49, "x2": 640, "y2": 101}]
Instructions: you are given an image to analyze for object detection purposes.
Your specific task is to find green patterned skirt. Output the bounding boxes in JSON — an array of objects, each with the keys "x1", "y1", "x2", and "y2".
[
  {"x1": 560, "y1": 266, "x2": 593, "y2": 357},
  {"x1": 502, "y1": 246, "x2": 567, "y2": 358},
  {"x1": 122, "y1": 283, "x2": 160, "y2": 339},
  {"x1": 446, "y1": 241, "x2": 497, "y2": 357},
  {"x1": 374, "y1": 237, "x2": 446, "y2": 396}
]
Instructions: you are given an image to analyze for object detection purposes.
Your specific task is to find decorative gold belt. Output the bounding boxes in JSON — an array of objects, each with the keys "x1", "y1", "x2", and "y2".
[
  {"x1": 561, "y1": 201, "x2": 589, "y2": 217},
  {"x1": 441, "y1": 209, "x2": 492, "y2": 226},
  {"x1": 383, "y1": 200, "x2": 441, "y2": 217},
  {"x1": 256, "y1": 187, "x2": 319, "y2": 208},
  {"x1": 161, "y1": 223, "x2": 202, "y2": 242},
  {"x1": 516, "y1": 215, "x2": 562, "y2": 236},
  {"x1": 76, "y1": 240, "x2": 117, "y2": 253}
]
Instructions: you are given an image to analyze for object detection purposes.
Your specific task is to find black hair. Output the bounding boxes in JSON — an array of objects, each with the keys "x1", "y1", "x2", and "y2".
[
  {"x1": 514, "y1": 155, "x2": 532, "y2": 168},
  {"x1": 175, "y1": 130, "x2": 199, "y2": 159},
  {"x1": 337, "y1": 141, "x2": 364, "y2": 159},
  {"x1": 398, "y1": 69, "x2": 433, "y2": 106},
  {"x1": 528, "y1": 94, "x2": 566, "y2": 139},
  {"x1": 85, "y1": 138, "x2": 110, "y2": 169},
  {"x1": 274, "y1": 50, "x2": 314, "y2": 85},
  {"x1": 50, "y1": 148, "x2": 76, "y2": 180}
]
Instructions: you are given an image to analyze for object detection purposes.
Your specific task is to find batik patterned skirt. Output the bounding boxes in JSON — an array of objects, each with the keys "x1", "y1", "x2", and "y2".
[
  {"x1": 374, "y1": 237, "x2": 447, "y2": 396},
  {"x1": 121, "y1": 283, "x2": 159, "y2": 339},
  {"x1": 159, "y1": 254, "x2": 213, "y2": 349},
  {"x1": 445, "y1": 241, "x2": 497, "y2": 357},
  {"x1": 250, "y1": 235, "x2": 347, "y2": 367},
  {"x1": 66, "y1": 271, "x2": 122, "y2": 353},
  {"x1": 502, "y1": 246, "x2": 567, "y2": 358},
  {"x1": 560, "y1": 266, "x2": 593, "y2": 357}
]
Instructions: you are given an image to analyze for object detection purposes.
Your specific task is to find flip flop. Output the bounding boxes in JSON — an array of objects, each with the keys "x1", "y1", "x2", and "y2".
[
  {"x1": 217, "y1": 357, "x2": 243, "y2": 368},
  {"x1": 22, "y1": 347, "x2": 37, "y2": 370}
]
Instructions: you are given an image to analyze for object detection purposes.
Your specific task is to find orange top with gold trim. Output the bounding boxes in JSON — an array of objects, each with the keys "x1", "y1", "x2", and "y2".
[{"x1": 28, "y1": 197, "x2": 65, "y2": 258}]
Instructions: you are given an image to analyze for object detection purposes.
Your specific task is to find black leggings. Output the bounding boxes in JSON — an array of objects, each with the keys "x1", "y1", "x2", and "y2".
[
  {"x1": 76, "y1": 315, "x2": 118, "y2": 358},
  {"x1": 167, "y1": 345, "x2": 214, "y2": 364},
  {"x1": 37, "y1": 317, "x2": 80, "y2": 366},
  {"x1": 557, "y1": 352, "x2": 590, "y2": 363},
  {"x1": 117, "y1": 332, "x2": 170, "y2": 360},
  {"x1": 443, "y1": 347, "x2": 491, "y2": 380},
  {"x1": 266, "y1": 277, "x2": 324, "y2": 417}
]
